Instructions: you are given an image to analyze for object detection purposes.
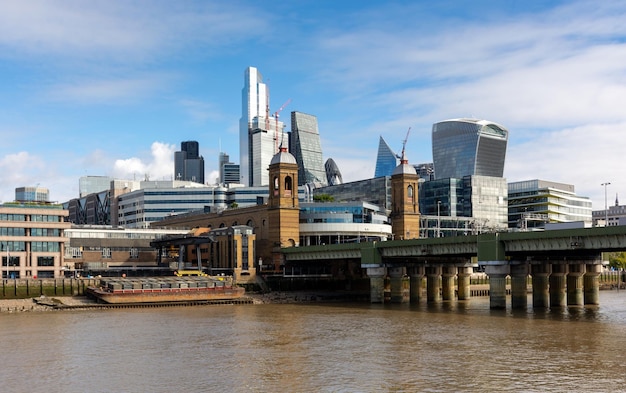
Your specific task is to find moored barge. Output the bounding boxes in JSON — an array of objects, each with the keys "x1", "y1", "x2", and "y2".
[{"x1": 86, "y1": 276, "x2": 245, "y2": 304}]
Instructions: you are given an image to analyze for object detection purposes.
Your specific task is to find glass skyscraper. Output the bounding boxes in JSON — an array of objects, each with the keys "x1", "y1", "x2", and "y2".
[
  {"x1": 374, "y1": 136, "x2": 398, "y2": 178},
  {"x1": 239, "y1": 66, "x2": 285, "y2": 187},
  {"x1": 431, "y1": 118, "x2": 508, "y2": 180},
  {"x1": 290, "y1": 111, "x2": 327, "y2": 186},
  {"x1": 174, "y1": 141, "x2": 205, "y2": 184}
]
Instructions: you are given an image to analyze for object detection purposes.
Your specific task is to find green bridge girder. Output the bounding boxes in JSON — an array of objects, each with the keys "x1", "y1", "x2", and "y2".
[{"x1": 281, "y1": 226, "x2": 626, "y2": 267}]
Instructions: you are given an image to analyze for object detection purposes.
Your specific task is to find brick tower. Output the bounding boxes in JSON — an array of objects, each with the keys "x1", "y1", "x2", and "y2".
[{"x1": 390, "y1": 156, "x2": 420, "y2": 240}]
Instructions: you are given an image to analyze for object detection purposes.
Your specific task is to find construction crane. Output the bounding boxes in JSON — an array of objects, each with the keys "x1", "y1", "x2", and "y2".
[
  {"x1": 273, "y1": 98, "x2": 292, "y2": 152},
  {"x1": 397, "y1": 127, "x2": 411, "y2": 162}
]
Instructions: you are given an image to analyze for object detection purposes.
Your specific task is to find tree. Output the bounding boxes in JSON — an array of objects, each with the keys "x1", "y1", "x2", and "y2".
[
  {"x1": 313, "y1": 194, "x2": 334, "y2": 202},
  {"x1": 607, "y1": 252, "x2": 626, "y2": 270}
]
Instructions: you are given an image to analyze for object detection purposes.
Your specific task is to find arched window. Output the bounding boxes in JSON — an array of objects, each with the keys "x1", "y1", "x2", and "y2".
[
  {"x1": 285, "y1": 176, "x2": 292, "y2": 196},
  {"x1": 246, "y1": 219, "x2": 255, "y2": 228},
  {"x1": 407, "y1": 185, "x2": 414, "y2": 202},
  {"x1": 273, "y1": 176, "x2": 279, "y2": 196}
]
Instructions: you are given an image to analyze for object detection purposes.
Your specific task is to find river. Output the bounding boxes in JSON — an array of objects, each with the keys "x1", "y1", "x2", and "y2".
[{"x1": 1, "y1": 292, "x2": 626, "y2": 393}]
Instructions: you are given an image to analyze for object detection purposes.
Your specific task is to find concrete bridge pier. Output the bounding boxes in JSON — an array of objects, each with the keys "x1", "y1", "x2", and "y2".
[
  {"x1": 457, "y1": 266, "x2": 472, "y2": 301},
  {"x1": 426, "y1": 266, "x2": 442, "y2": 303},
  {"x1": 441, "y1": 266, "x2": 457, "y2": 301},
  {"x1": 549, "y1": 264, "x2": 568, "y2": 308},
  {"x1": 485, "y1": 264, "x2": 510, "y2": 309},
  {"x1": 510, "y1": 263, "x2": 529, "y2": 309},
  {"x1": 567, "y1": 264, "x2": 585, "y2": 306},
  {"x1": 531, "y1": 263, "x2": 551, "y2": 308},
  {"x1": 584, "y1": 264, "x2": 602, "y2": 305},
  {"x1": 409, "y1": 266, "x2": 425, "y2": 303},
  {"x1": 389, "y1": 267, "x2": 408, "y2": 303},
  {"x1": 367, "y1": 267, "x2": 387, "y2": 303}
]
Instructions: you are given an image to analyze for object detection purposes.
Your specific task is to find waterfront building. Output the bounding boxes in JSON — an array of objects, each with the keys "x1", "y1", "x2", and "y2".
[
  {"x1": 325, "y1": 158, "x2": 343, "y2": 186},
  {"x1": 592, "y1": 195, "x2": 626, "y2": 227},
  {"x1": 239, "y1": 66, "x2": 286, "y2": 187},
  {"x1": 314, "y1": 177, "x2": 391, "y2": 212},
  {"x1": 290, "y1": 111, "x2": 327, "y2": 187},
  {"x1": 299, "y1": 201, "x2": 391, "y2": 246},
  {"x1": 219, "y1": 152, "x2": 240, "y2": 185},
  {"x1": 374, "y1": 136, "x2": 398, "y2": 178},
  {"x1": 432, "y1": 118, "x2": 508, "y2": 180},
  {"x1": 79, "y1": 176, "x2": 113, "y2": 197},
  {"x1": 174, "y1": 140, "x2": 205, "y2": 184},
  {"x1": 15, "y1": 186, "x2": 49, "y2": 203},
  {"x1": 65, "y1": 190, "x2": 110, "y2": 226},
  {"x1": 508, "y1": 179, "x2": 592, "y2": 230},
  {"x1": 0, "y1": 202, "x2": 70, "y2": 278}
]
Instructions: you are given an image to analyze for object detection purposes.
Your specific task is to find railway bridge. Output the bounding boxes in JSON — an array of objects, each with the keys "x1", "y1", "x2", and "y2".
[{"x1": 282, "y1": 226, "x2": 626, "y2": 309}]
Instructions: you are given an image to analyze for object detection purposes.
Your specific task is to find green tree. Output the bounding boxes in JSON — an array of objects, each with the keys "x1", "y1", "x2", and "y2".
[
  {"x1": 313, "y1": 194, "x2": 334, "y2": 202},
  {"x1": 607, "y1": 252, "x2": 626, "y2": 270}
]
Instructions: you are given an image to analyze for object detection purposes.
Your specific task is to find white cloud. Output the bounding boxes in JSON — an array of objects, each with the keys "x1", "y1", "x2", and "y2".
[
  {"x1": 112, "y1": 142, "x2": 176, "y2": 181},
  {"x1": 0, "y1": 152, "x2": 46, "y2": 202}
]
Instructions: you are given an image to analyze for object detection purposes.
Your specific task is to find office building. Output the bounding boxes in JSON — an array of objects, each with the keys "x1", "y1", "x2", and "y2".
[
  {"x1": 239, "y1": 66, "x2": 286, "y2": 187},
  {"x1": 374, "y1": 136, "x2": 398, "y2": 178},
  {"x1": 508, "y1": 179, "x2": 592, "y2": 230},
  {"x1": 79, "y1": 176, "x2": 113, "y2": 197},
  {"x1": 592, "y1": 195, "x2": 626, "y2": 227},
  {"x1": 219, "y1": 152, "x2": 241, "y2": 185},
  {"x1": 432, "y1": 118, "x2": 508, "y2": 180},
  {"x1": 325, "y1": 158, "x2": 343, "y2": 186},
  {"x1": 174, "y1": 141, "x2": 205, "y2": 184},
  {"x1": 15, "y1": 186, "x2": 49, "y2": 203},
  {"x1": 290, "y1": 111, "x2": 327, "y2": 187}
]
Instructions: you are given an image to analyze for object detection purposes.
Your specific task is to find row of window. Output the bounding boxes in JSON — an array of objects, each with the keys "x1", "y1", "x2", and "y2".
[
  {"x1": 2, "y1": 256, "x2": 55, "y2": 266},
  {"x1": 65, "y1": 247, "x2": 142, "y2": 259}
]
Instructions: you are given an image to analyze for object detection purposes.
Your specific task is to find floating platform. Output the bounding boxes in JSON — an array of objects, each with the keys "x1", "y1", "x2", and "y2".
[{"x1": 86, "y1": 276, "x2": 245, "y2": 304}]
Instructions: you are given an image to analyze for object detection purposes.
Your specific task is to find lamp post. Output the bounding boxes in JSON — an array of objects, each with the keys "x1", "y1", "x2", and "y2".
[
  {"x1": 437, "y1": 200, "x2": 441, "y2": 238},
  {"x1": 601, "y1": 182, "x2": 611, "y2": 227}
]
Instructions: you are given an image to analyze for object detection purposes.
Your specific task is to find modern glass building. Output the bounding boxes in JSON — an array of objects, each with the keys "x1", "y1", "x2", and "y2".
[
  {"x1": 174, "y1": 140, "x2": 205, "y2": 184},
  {"x1": 219, "y1": 152, "x2": 240, "y2": 185},
  {"x1": 79, "y1": 176, "x2": 113, "y2": 197},
  {"x1": 508, "y1": 179, "x2": 592, "y2": 230},
  {"x1": 290, "y1": 111, "x2": 327, "y2": 187},
  {"x1": 432, "y1": 118, "x2": 508, "y2": 180},
  {"x1": 374, "y1": 136, "x2": 398, "y2": 178},
  {"x1": 239, "y1": 66, "x2": 286, "y2": 187},
  {"x1": 15, "y1": 186, "x2": 49, "y2": 203},
  {"x1": 324, "y1": 158, "x2": 343, "y2": 186}
]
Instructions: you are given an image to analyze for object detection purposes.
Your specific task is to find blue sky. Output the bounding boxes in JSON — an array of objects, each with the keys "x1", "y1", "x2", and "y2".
[{"x1": 1, "y1": 0, "x2": 625, "y2": 210}]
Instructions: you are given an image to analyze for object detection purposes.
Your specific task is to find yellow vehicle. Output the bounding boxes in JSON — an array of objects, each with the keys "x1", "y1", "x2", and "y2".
[{"x1": 174, "y1": 270, "x2": 207, "y2": 277}]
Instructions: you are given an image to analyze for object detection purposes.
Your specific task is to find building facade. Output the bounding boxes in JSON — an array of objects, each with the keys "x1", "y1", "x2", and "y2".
[
  {"x1": 174, "y1": 141, "x2": 205, "y2": 184},
  {"x1": 219, "y1": 152, "x2": 241, "y2": 185},
  {"x1": 0, "y1": 202, "x2": 70, "y2": 278},
  {"x1": 15, "y1": 186, "x2": 50, "y2": 203},
  {"x1": 79, "y1": 176, "x2": 113, "y2": 197},
  {"x1": 592, "y1": 196, "x2": 626, "y2": 227},
  {"x1": 290, "y1": 111, "x2": 327, "y2": 187},
  {"x1": 325, "y1": 158, "x2": 343, "y2": 186},
  {"x1": 432, "y1": 118, "x2": 508, "y2": 180},
  {"x1": 508, "y1": 179, "x2": 592, "y2": 230},
  {"x1": 374, "y1": 136, "x2": 398, "y2": 178}
]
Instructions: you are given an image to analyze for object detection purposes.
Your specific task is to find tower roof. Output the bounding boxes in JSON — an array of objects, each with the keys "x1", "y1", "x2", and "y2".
[
  {"x1": 270, "y1": 147, "x2": 297, "y2": 165},
  {"x1": 392, "y1": 160, "x2": 417, "y2": 176}
]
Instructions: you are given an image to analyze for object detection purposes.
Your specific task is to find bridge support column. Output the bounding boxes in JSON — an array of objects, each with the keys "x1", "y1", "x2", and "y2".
[
  {"x1": 426, "y1": 266, "x2": 442, "y2": 303},
  {"x1": 584, "y1": 264, "x2": 602, "y2": 305},
  {"x1": 367, "y1": 267, "x2": 386, "y2": 303},
  {"x1": 531, "y1": 264, "x2": 551, "y2": 308},
  {"x1": 389, "y1": 267, "x2": 408, "y2": 303},
  {"x1": 485, "y1": 264, "x2": 510, "y2": 309},
  {"x1": 567, "y1": 264, "x2": 585, "y2": 306},
  {"x1": 441, "y1": 266, "x2": 457, "y2": 301},
  {"x1": 549, "y1": 264, "x2": 568, "y2": 308},
  {"x1": 510, "y1": 263, "x2": 529, "y2": 309},
  {"x1": 409, "y1": 266, "x2": 425, "y2": 303},
  {"x1": 457, "y1": 266, "x2": 472, "y2": 301}
]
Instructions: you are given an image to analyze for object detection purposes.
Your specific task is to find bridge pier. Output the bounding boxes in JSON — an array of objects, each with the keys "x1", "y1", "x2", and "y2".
[
  {"x1": 531, "y1": 264, "x2": 551, "y2": 308},
  {"x1": 510, "y1": 263, "x2": 529, "y2": 309},
  {"x1": 567, "y1": 264, "x2": 585, "y2": 306},
  {"x1": 549, "y1": 264, "x2": 568, "y2": 308},
  {"x1": 485, "y1": 264, "x2": 509, "y2": 309},
  {"x1": 426, "y1": 266, "x2": 442, "y2": 303},
  {"x1": 409, "y1": 266, "x2": 425, "y2": 303},
  {"x1": 584, "y1": 264, "x2": 601, "y2": 305},
  {"x1": 441, "y1": 266, "x2": 457, "y2": 301},
  {"x1": 389, "y1": 267, "x2": 408, "y2": 303},
  {"x1": 457, "y1": 266, "x2": 472, "y2": 301},
  {"x1": 366, "y1": 267, "x2": 386, "y2": 303}
]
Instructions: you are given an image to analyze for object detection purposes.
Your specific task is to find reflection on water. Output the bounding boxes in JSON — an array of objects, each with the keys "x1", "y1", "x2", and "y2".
[{"x1": 2, "y1": 292, "x2": 626, "y2": 393}]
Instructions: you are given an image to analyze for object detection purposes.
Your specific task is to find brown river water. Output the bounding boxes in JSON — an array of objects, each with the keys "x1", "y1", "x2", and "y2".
[{"x1": 1, "y1": 292, "x2": 626, "y2": 393}]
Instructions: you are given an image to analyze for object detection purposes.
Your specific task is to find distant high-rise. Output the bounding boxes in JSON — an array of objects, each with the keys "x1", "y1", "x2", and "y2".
[
  {"x1": 15, "y1": 186, "x2": 49, "y2": 202},
  {"x1": 219, "y1": 152, "x2": 240, "y2": 185},
  {"x1": 79, "y1": 176, "x2": 113, "y2": 197},
  {"x1": 239, "y1": 66, "x2": 285, "y2": 187},
  {"x1": 324, "y1": 158, "x2": 343, "y2": 186},
  {"x1": 432, "y1": 118, "x2": 508, "y2": 180},
  {"x1": 290, "y1": 111, "x2": 327, "y2": 187},
  {"x1": 175, "y1": 141, "x2": 205, "y2": 184},
  {"x1": 374, "y1": 136, "x2": 398, "y2": 178}
]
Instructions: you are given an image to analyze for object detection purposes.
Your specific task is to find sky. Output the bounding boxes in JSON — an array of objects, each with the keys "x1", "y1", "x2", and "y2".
[{"x1": 1, "y1": 0, "x2": 625, "y2": 210}]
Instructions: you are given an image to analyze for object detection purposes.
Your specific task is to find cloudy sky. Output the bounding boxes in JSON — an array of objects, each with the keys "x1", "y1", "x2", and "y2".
[{"x1": 1, "y1": 0, "x2": 624, "y2": 209}]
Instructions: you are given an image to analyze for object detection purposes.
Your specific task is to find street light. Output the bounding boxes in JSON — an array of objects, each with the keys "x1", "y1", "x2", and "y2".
[{"x1": 601, "y1": 182, "x2": 611, "y2": 227}]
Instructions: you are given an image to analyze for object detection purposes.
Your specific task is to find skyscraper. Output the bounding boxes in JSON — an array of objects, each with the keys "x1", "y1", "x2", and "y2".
[
  {"x1": 219, "y1": 152, "x2": 240, "y2": 185},
  {"x1": 431, "y1": 118, "x2": 508, "y2": 180},
  {"x1": 174, "y1": 141, "x2": 205, "y2": 184},
  {"x1": 374, "y1": 136, "x2": 398, "y2": 178},
  {"x1": 324, "y1": 158, "x2": 343, "y2": 186},
  {"x1": 239, "y1": 66, "x2": 285, "y2": 187},
  {"x1": 290, "y1": 111, "x2": 327, "y2": 187}
]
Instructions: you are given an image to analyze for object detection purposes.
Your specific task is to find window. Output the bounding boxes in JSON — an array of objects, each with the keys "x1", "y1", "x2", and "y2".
[
  {"x1": 37, "y1": 256, "x2": 55, "y2": 267},
  {"x1": 102, "y1": 248, "x2": 111, "y2": 259},
  {"x1": 130, "y1": 248, "x2": 139, "y2": 259}
]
